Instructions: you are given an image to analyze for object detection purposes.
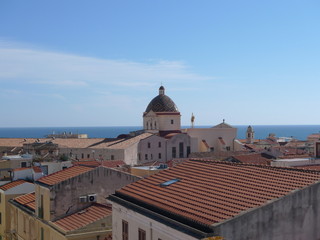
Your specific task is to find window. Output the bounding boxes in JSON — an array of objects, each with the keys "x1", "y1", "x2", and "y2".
[
  {"x1": 226, "y1": 146, "x2": 231, "y2": 151},
  {"x1": 23, "y1": 216, "x2": 26, "y2": 233},
  {"x1": 179, "y1": 142, "x2": 184, "y2": 158},
  {"x1": 111, "y1": 155, "x2": 115, "y2": 160},
  {"x1": 40, "y1": 227, "x2": 44, "y2": 240},
  {"x1": 145, "y1": 154, "x2": 148, "y2": 160},
  {"x1": 148, "y1": 142, "x2": 151, "y2": 148},
  {"x1": 158, "y1": 142, "x2": 161, "y2": 148},
  {"x1": 138, "y1": 153, "x2": 141, "y2": 160},
  {"x1": 21, "y1": 161, "x2": 27, "y2": 168},
  {"x1": 81, "y1": 153, "x2": 84, "y2": 159},
  {"x1": 122, "y1": 220, "x2": 128, "y2": 240},
  {"x1": 172, "y1": 147, "x2": 176, "y2": 158},
  {"x1": 151, "y1": 154, "x2": 153, "y2": 160},
  {"x1": 138, "y1": 228, "x2": 146, "y2": 240},
  {"x1": 38, "y1": 195, "x2": 44, "y2": 218},
  {"x1": 0, "y1": 212, "x2": 2, "y2": 224},
  {"x1": 171, "y1": 119, "x2": 174, "y2": 124},
  {"x1": 158, "y1": 153, "x2": 161, "y2": 159},
  {"x1": 187, "y1": 146, "x2": 191, "y2": 156},
  {"x1": 87, "y1": 154, "x2": 90, "y2": 158}
]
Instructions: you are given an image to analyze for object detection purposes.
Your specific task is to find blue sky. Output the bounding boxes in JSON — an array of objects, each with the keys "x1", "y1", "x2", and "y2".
[{"x1": 1, "y1": 0, "x2": 320, "y2": 127}]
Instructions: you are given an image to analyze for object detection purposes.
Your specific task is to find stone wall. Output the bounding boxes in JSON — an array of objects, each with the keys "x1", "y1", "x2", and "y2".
[
  {"x1": 214, "y1": 181, "x2": 320, "y2": 240},
  {"x1": 48, "y1": 166, "x2": 140, "y2": 221}
]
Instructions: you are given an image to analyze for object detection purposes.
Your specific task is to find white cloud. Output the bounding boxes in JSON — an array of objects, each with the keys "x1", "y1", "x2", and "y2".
[{"x1": 0, "y1": 41, "x2": 212, "y2": 89}]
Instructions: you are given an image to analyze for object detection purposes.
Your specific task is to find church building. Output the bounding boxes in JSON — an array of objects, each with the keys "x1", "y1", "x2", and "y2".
[{"x1": 143, "y1": 86, "x2": 181, "y2": 136}]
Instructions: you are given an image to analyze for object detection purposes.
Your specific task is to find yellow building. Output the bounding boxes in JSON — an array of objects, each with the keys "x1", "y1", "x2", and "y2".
[
  {"x1": 0, "y1": 180, "x2": 34, "y2": 240},
  {"x1": 10, "y1": 192, "x2": 112, "y2": 240},
  {"x1": 9, "y1": 164, "x2": 139, "y2": 240}
]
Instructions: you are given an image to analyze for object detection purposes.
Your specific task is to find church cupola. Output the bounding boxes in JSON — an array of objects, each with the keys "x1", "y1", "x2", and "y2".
[
  {"x1": 159, "y1": 86, "x2": 165, "y2": 95},
  {"x1": 143, "y1": 86, "x2": 181, "y2": 134}
]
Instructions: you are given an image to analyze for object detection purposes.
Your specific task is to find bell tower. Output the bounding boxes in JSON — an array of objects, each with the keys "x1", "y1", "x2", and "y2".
[{"x1": 246, "y1": 125, "x2": 255, "y2": 144}]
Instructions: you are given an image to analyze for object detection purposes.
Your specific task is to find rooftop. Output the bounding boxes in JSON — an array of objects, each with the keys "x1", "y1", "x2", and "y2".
[
  {"x1": 13, "y1": 192, "x2": 35, "y2": 211},
  {"x1": 229, "y1": 153, "x2": 273, "y2": 165},
  {"x1": 36, "y1": 165, "x2": 94, "y2": 186},
  {"x1": 112, "y1": 159, "x2": 320, "y2": 228},
  {"x1": 0, "y1": 180, "x2": 28, "y2": 191},
  {"x1": 53, "y1": 203, "x2": 112, "y2": 232}
]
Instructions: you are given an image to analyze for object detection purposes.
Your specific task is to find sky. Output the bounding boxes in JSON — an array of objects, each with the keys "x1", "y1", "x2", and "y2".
[{"x1": 0, "y1": 0, "x2": 320, "y2": 127}]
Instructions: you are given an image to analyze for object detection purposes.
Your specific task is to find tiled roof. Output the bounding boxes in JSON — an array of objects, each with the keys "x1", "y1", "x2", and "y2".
[
  {"x1": 53, "y1": 203, "x2": 112, "y2": 231},
  {"x1": 94, "y1": 133, "x2": 153, "y2": 149},
  {"x1": 102, "y1": 160, "x2": 126, "y2": 168},
  {"x1": 231, "y1": 153, "x2": 272, "y2": 165},
  {"x1": 36, "y1": 165, "x2": 94, "y2": 186},
  {"x1": 212, "y1": 122, "x2": 234, "y2": 128},
  {"x1": 73, "y1": 160, "x2": 102, "y2": 167},
  {"x1": 0, "y1": 180, "x2": 27, "y2": 191},
  {"x1": 295, "y1": 165, "x2": 320, "y2": 171},
  {"x1": 0, "y1": 135, "x2": 153, "y2": 151},
  {"x1": 13, "y1": 167, "x2": 30, "y2": 172},
  {"x1": 14, "y1": 192, "x2": 35, "y2": 211},
  {"x1": 113, "y1": 159, "x2": 320, "y2": 227},
  {"x1": 32, "y1": 166, "x2": 42, "y2": 173},
  {"x1": 73, "y1": 160, "x2": 126, "y2": 168}
]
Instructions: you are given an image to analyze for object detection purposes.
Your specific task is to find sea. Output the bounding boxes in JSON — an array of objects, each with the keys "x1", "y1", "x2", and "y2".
[{"x1": 0, "y1": 125, "x2": 320, "y2": 140}]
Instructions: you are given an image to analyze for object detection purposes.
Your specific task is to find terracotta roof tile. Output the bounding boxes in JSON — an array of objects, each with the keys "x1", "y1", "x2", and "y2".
[
  {"x1": 53, "y1": 203, "x2": 112, "y2": 231},
  {"x1": 14, "y1": 192, "x2": 35, "y2": 211},
  {"x1": 114, "y1": 159, "x2": 320, "y2": 227},
  {"x1": 36, "y1": 165, "x2": 93, "y2": 186},
  {"x1": 12, "y1": 167, "x2": 30, "y2": 172},
  {"x1": 295, "y1": 165, "x2": 320, "y2": 171},
  {"x1": 102, "y1": 160, "x2": 126, "y2": 168},
  {"x1": 231, "y1": 153, "x2": 272, "y2": 165},
  {"x1": 32, "y1": 166, "x2": 42, "y2": 173},
  {"x1": 73, "y1": 160, "x2": 126, "y2": 168},
  {"x1": 0, "y1": 180, "x2": 27, "y2": 191},
  {"x1": 73, "y1": 160, "x2": 102, "y2": 167}
]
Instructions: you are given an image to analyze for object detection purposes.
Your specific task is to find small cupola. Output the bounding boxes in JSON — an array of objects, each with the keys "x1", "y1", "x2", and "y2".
[{"x1": 159, "y1": 86, "x2": 165, "y2": 95}]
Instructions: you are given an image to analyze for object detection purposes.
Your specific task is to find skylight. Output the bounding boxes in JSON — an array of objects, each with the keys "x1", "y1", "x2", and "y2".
[{"x1": 160, "y1": 179, "x2": 180, "y2": 187}]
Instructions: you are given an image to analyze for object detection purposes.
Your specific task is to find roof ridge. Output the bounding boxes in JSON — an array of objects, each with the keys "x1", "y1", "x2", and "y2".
[{"x1": 188, "y1": 158, "x2": 320, "y2": 174}]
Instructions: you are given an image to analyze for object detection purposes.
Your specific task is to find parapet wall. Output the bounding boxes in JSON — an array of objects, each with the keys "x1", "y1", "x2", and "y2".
[{"x1": 214, "y1": 180, "x2": 320, "y2": 240}]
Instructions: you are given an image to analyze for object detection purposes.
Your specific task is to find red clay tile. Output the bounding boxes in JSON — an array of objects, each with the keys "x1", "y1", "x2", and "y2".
[
  {"x1": 53, "y1": 203, "x2": 112, "y2": 231},
  {"x1": 116, "y1": 159, "x2": 320, "y2": 226},
  {"x1": 0, "y1": 180, "x2": 27, "y2": 191},
  {"x1": 36, "y1": 165, "x2": 93, "y2": 186}
]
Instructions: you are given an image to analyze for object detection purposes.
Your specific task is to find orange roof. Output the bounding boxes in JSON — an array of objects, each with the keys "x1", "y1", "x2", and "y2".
[
  {"x1": 32, "y1": 166, "x2": 42, "y2": 173},
  {"x1": 73, "y1": 160, "x2": 126, "y2": 168},
  {"x1": 0, "y1": 180, "x2": 27, "y2": 191},
  {"x1": 102, "y1": 160, "x2": 126, "y2": 168},
  {"x1": 53, "y1": 203, "x2": 112, "y2": 231},
  {"x1": 14, "y1": 192, "x2": 35, "y2": 211},
  {"x1": 36, "y1": 165, "x2": 94, "y2": 186},
  {"x1": 295, "y1": 165, "x2": 320, "y2": 171},
  {"x1": 231, "y1": 153, "x2": 272, "y2": 165},
  {"x1": 73, "y1": 160, "x2": 102, "y2": 167},
  {"x1": 112, "y1": 159, "x2": 320, "y2": 227},
  {"x1": 12, "y1": 167, "x2": 31, "y2": 172}
]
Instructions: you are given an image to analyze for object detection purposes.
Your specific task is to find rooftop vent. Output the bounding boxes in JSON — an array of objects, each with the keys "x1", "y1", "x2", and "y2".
[{"x1": 160, "y1": 178, "x2": 180, "y2": 187}]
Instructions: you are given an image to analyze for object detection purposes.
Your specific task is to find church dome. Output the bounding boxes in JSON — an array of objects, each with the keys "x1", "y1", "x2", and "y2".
[{"x1": 145, "y1": 86, "x2": 179, "y2": 113}]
